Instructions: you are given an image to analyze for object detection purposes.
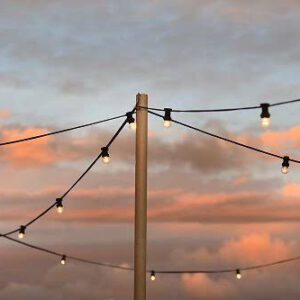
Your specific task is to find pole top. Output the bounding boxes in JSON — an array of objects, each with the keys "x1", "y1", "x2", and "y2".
[{"x1": 136, "y1": 93, "x2": 148, "y2": 106}]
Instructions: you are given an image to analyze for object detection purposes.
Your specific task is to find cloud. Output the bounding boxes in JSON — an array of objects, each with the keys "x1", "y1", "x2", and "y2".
[
  {"x1": 182, "y1": 274, "x2": 236, "y2": 300},
  {"x1": 283, "y1": 183, "x2": 300, "y2": 195},
  {"x1": 0, "y1": 119, "x2": 259, "y2": 172},
  {"x1": 0, "y1": 127, "x2": 58, "y2": 167},
  {"x1": 261, "y1": 126, "x2": 300, "y2": 152},
  {"x1": 1, "y1": 181, "x2": 299, "y2": 225},
  {"x1": 179, "y1": 233, "x2": 298, "y2": 300},
  {"x1": 0, "y1": 111, "x2": 11, "y2": 119},
  {"x1": 0, "y1": 283, "x2": 62, "y2": 300}
]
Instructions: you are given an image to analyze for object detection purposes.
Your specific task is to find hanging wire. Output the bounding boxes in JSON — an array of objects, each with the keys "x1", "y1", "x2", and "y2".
[
  {"x1": 1, "y1": 234, "x2": 134, "y2": 271},
  {"x1": 2, "y1": 101, "x2": 300, "y2": 280},
  {"x1": 2, "y1": 232, "x2": 300, "y2": 276},
  {"x1": 0, "y1": 114, "x2": 126, "y2": 147},
  {"x1": 155, "y1": 254, "x2": 300, "y2": 274},
  {"x1": 2, "y1": 107, "x2": 135, "y2": 237},
  {"x1": 138, "y1": 98, "x2": 300, "y2": 113},
  {"x1": 146, "y1": 110, "x2": 300, "y2": 164}
]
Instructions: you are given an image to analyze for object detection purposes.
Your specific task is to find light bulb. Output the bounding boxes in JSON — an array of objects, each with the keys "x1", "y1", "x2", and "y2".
[
  {"x1": 163, "y1": 108, "x2": 172, "y2": 128},
  {"x1": 18, "y1": 232, "x2": 24, "y2": 239},
  {"x1": 61, "y1": 255, "x2": 66, "y2": 265},
  {"x1": 102, "y1": 155, "x2": 111, "y2": 164},
  {"x1": 236, "y1": 269, "x2": 242, "y2": 280},
  {"x1": 126, "y1": 112, "x2": 136, "y2": 130},
  {"x1": 163, "y1": 120, "x2": 172, "y2": 128},
  {"x1": 129, "y1": 122, "x2": 137, "y2": 130},
  {"x1": 150, "y1": 271, "x2": 156, "y2": 281},
  {"x1": 56, "y1": 198, "x2": 64, "y2": 214},
  {"x1": 260, "y1": 103, "x2": 271, "y2": 128},
  {"x1": 18, "y1": 226, "x2": 26, "y2": 239},
  {"x1": 101, "y1": 147, "x2": 110, "y2": 164},
  {"x1": 281, "y1": 156, "x2": 290, "y2": 174},
  {"x1": 57, "y1": 205, "x2": 64, "y2": 214},
  {"x1": 261, "y1": 117, "x2": 271, "y2": 128}
]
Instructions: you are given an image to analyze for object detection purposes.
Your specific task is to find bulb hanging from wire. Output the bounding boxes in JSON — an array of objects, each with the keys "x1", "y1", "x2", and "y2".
[
  {"x1": 163, "y1": 108, "x2": 172, "y2": 128},
  {"x1": 101, "y1": 147, "x2": 111, "y2": 164},
  {"x1": 236, "y1": 269, "x2": 242, "y2": 280},
  {"x1": 56, "y1": 198, "x2": 64, "y2": 214},
  {"x1": 61, "y1": 255, "x2": 66, "y2": 265},
  {"x1": 18, "y1": 226, "x2": 26, "y2": 239},
  {"x1": 281, "y1": 156, "x2": 290, "y2": 174},
  {"x1": 150, "y1": 271, "x2": 156, "y2": 281},
  {"x1": 126, "y1": 112, "x2": 136, "y2": 130},
  {"x1": 260, "y1": 103, "x2": 271, "y2": 128}
]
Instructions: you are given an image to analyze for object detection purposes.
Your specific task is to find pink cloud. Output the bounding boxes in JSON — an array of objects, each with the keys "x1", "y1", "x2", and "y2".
[
  {"x1": 0, "y1": 110, "x2": 11, "y2": 119},
  {"x1": 261, "y1": 126, "x2": 300, "y2": 151},
  {"x1": 282, "y1": 183, "x2": 300, "y2": 198},
  {"x1": 182, "y1": 273, "x2": 236, "y2": 300},
  {"x1": 179, "y1": 233, "x2": 296, "y2": 300},
  {"x1": 0, "y1": 128, "x2": 58, "y2": 167}
]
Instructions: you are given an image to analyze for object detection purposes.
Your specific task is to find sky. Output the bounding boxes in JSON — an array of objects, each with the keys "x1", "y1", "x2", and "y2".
[{"x1": 1, "y1": 0, "x2": 300, "y2": 299}]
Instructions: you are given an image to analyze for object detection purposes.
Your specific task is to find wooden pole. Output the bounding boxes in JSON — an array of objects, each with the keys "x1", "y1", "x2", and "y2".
[{"x1": 134, "y1": 93, "x2": 148, "y2": 300}]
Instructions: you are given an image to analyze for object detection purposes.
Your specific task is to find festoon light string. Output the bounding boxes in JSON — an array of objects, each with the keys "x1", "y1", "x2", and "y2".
[
  {"x1": 1, "y1": 109, "x2": 136, "y2": 238},
  {"x1": 1, "y1": 98, "x2": 300, "y2": 281}
]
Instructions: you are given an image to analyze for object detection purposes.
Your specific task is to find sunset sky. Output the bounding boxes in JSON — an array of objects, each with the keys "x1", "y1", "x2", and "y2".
[{"x1": 1, "y1": 0, "x2": 300, "y2": 299}]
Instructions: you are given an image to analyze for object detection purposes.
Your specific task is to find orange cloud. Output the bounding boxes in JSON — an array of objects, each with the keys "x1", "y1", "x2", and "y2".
[
  {"x1": 4, "y1": 185, "x2": 300, "y2": 224},
  {"x1": 0, "y1": 110, "x2": 11, "y2": 119},
  {"x1": 182, "y1": 273, "x2": 236, "y2": 300},
  {"x1": 282, "y1": 183, "x2": 300, "y2": 198},
  {"x1": 0, "y1": 128, "x2": 58, "y2": 167},
  {"x1": 260, "y1": 126, "x2": 300, "y2": 151},
  {"x1": 180, "y1": 233, "x2": 296, "y2": 299}
]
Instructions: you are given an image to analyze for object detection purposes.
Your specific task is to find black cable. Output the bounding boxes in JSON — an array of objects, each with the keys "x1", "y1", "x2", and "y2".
[
  {"x1": 60, "y1": 152, "x2": 104, "y2": 199},
  {"x1": 147, "y1": 110, "x2": 300, "y2": 164},
  {"x1": 270, "y1": 99, "x2": 300, "y2": 107},
  {"x1": 0, "y1": 114, "x2": 126, "y2": 146},
  {"x1": 61, "y1": 111, "x2": 132, "y2": 199},
  {"x1": 155, "y1": 255, "x2": 300, "y2": 274},
  {"x1": 138, "y1": 98, "x2": 300, "y2": 113},
  {"x1": 25, "y1": 203, "x2": 57, "y2": 227},
  {"x1": 2, "y1": 232, "x2": 300, "y2": 275},
  {"x1": 1, "y1": 234, "x2": 134, "y2": 271},
  {"x1": 2, "y1": 114, "x2": 131, "y2": 237},
  {"x1": 141, "y1": 105, "x2": 260, "y2": 113}
]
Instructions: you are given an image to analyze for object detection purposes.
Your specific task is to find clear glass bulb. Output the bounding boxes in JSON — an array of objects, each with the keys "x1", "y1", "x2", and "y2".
[
  {"x1": 61, "y1": 259, "x2": 66, "y2": 265},
  {"x1": 18, "y1": 232, "x2": 24, "y2": 239},
  {"x1": 129, "y1": 122, "x2": 137, "y2": 130},
  {"x1": 57, "y1": 206, "x2": 64, "y2": 214},
  {"x1": 151, "y1": 275, "x2": 156, "y2": 281},
  {"x1": 236, "y1": 273, "x2": 242, "y2": 280},
  {"x1": 281, "y1": 166, "x2": 289, "y2": 174},
  {"x1": 102, "y1": 156, "x2": 111, "y2": 164},
  {"x1": 261, "y1": 117, "x2": 271, "y2": 128},
  {"x1": 164, "y1": 120, "x2": 172, "y2": 128}
]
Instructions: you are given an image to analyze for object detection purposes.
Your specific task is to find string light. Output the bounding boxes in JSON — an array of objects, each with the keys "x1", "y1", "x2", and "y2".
[
  {"x1": 281, "y1": 156, "x2": 290, "y2": 174},
  {"x1": 101, "y1": 147, "x2": 111, "y2": 164},
  {"x1": 150, "y1": 270, "x2": 156, "y2": 281},
  {"x1": 56, "y1": 198, "x2": 64, "y2": 214},
  {"x1": 126, "y1": 112, "x2": 136, "y2": 130},
  {"x1": 236, "y1": 269, "x2": 242, "y2": 280},
  {"x1": 61, "y1": 255, "x2": 66, "y2": 265},
  {"x1": 3, "y1": 99, "x2": 300, "y2": 291},
  {"x1": 147, "y1": 110, "x2": 300, "y2": 167},
  {"x1": 163, "y1": 108, "x2": 172, "y2": 128},
  {"x1": 18, "y1": 226, "x2": 26, "y2": 239},
  {"x1": 0, "y1": 114, "x2": 126, "y2": 147},
  {"x1": 138, "y1": 98, "x2": 300, "y2": 114},
  {"x1": 260, "y1": 103, "x2": 271, "y2": 128},
  {"x1": 2, "y1": 117, "x2": 130, "y2": 238}
]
